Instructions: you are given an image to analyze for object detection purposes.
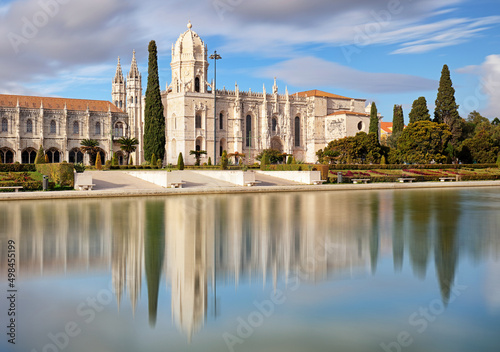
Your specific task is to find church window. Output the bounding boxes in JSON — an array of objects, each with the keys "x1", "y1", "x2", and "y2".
[
  {"x1": 50, "y1": 120, "x2": 56, "y2": 134},
  {"x1": 135, "y1": 96, "x2": 138, "y2": 104},
  {"x1": 73, "y1": 121, "x2": 79, "y2": 135},
  {"x1": 195, "y1": 114, "x2": 202, "y2": 129},
  {"x1": 119, "y1": 101, "x2": 123, "y2": 109},
  {"x1": 219, "y1": 112, "x2": 223, "y2": 129},
  {"x1": 95, "y1": 122, "x2": 101, "y2": 135},
  {"x1": 195, "y1": 77, "x2": 200, "y2": 93},
  {"x1": 272, "y1": 118, "x2": 277, "y2": 133},
  {"x1": 294, "y1": 116, "x2": 300, "y2": 147},
  {"x1": 1, "y1": 118, "x2": 7, "y2": 132},
  {"x1": 114, "y1": 122, "x2": 124, "y2": 137},
  {"x1": 246, "y1": 115, "x2": 252, "y2": 147},
  {"x1": 358, "y1": 121, "x2": 363, "y2": 131},
  {"x1": 26, "y1": 119, "x2": 33, "y2": 133},
  {"x1": 115, "y1": 101, "x2": 118, "y2": 107}
]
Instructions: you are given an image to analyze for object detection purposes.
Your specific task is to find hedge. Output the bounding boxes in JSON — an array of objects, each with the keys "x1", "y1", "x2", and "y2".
[
  {"x1": 0, "y1": 180, "x2": 55, "y2": 191},
  {"x1": 328, "y1": 163, "x2": 497, "y2": 170},
  {"x1": 0, "y1": 164, "x2": 37, "y2": 172},
  {"x1": 36, "y1": 163, "x2": 74, "y2": 187}
]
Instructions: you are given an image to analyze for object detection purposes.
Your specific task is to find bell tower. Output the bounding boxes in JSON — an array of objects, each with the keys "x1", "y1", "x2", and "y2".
[
  {"x1": 112, "y1": 57, "x2": 126, "y2": 109},
  {"x1": 170, "y1": 21, "x2": 209, "y2": 94}
]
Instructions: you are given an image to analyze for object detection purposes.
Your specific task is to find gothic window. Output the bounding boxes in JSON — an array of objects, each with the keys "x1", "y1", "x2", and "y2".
[
  {"x1": 95, "y1": 122, "x2": 101, "y2": 135},
  {"x1": 272, "y1": 118, "x2": 277, "y2": 133},
  {"x1": 195, "y1": 114, "x2": 202, "y2": 129},
  {"x1": 50, "y1": 120, "x2": 56, "y2": 134},
  {"x1": 115, "y1": 101, "x2": 118, "y2": 107},
  {"x1": 73, "y1": 121, "x2": 79, "y2": 135},
  {"x1": 119, "y1": 101, "x2": 123, "y2": 109},
  {"x1": 219, "y1": 112, "x2": 223, "y2": 129},
  {"x1": 294, "y1": 116, "x2": 300, "y2": 147},
  {"x1": 135, "y1": 96, "x2": 138, "y2": 104},
  {"x1": 26, "y1": 119, "x2": 33, "y2": 133},
  {"x1": 114, "y1": 122, "x2": 124, "y2": 137},
  {"x1": 1, "y1": 118, "x2": 7, "y2": 132},
  {"x1": 195, "y1": 77, "x2": 200, "y2": 93},
  {"x1": 246, "y1": 115, "x2": 252, "y2": 147}
]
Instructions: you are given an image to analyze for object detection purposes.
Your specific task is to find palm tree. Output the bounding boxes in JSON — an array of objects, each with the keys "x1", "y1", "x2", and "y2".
[
  {"x1": 189, "y1": 150, "x2": 207, "y2": 166},
  {"x1": 80, "y1": 139, "x2": 100, "y2": 165},
  {"x1": 117, "y1": 137, "x2": 139, "y2": 165}
]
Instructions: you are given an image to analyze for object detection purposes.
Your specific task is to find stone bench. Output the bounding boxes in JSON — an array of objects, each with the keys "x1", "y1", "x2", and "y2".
[
  {"x1": 439, "y1": 177, "x2": 456, "y2": 182},
  {"x1": 245, "y1": 181, "x2": 262, "y2": 187},
  {"x1": 398, "y1": 178, "x2": 416, "y2": 183},
  {"x1": 77, "y1": 184, "x2": 95, "y2": 191},
  {"x1": 352, "y1": 178, "x2": 370, "y2": 184},
  {"x1": 169, "y1": 182, "x2": 185, "y2": 189},
  {"x1": 0, "y1": 186, "x2": 23, "y2": 192},
  {"x1": 312, "y1": 180, "x2": 326, "y2": 185},
  {"x1": 74, "y1": 173, "x2": 94, "y2": 191}
]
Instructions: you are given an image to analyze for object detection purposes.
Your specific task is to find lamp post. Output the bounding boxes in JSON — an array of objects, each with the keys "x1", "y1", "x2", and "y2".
[{"x1": 210, "y1": 51, "x2": 221, "y2": 164}]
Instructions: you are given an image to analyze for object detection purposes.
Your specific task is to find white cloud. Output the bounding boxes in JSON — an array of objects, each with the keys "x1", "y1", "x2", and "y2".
[
  {"x1": 259, "y1": 56, "x2": 437, "y2": 94},
  {"x1": 458, "y1": 54, "x2": 500, "y2": 118}
]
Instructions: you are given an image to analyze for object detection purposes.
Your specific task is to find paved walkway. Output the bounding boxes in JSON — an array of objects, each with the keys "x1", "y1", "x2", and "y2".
[{"x1": 0, "y1": 170, "x2": 499, "y2": 201}]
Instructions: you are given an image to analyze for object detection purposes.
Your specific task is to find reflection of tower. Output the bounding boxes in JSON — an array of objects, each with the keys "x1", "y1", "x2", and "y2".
[{"x1": 167, "y1": 197, "x2": 208, "y2": 342}]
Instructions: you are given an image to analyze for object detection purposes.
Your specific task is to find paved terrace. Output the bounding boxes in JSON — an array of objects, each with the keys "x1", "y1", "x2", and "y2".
[{"x1": 0, "y1": 170, "x2": 499, "y2": 201}]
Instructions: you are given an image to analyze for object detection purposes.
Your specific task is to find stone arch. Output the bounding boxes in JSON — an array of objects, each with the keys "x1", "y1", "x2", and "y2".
[
  {"x1": 21, "y1": 147, "x2": 37, "y2": 164},
  {"x1": 115, "y1": 150, "x2": 125, "y2": 165},
  {"x1": 270, "y1": 136, "x2": 283, "y2": 153},
  {"x1": 46, "y1": 148, "x2": 61, "y2": 163},
  {"x1": 69, "y1": 148, "x2": 84, "y2": 164},
  {"x1": 0, "y1": 148, "x2": 15, "y2": 164},
  {"x1": 219, "y1": 138, "x2": 227, "y2": 157},
  {"x1": 114, "y1": 121, "x2": 125, "y2": 137},
  {"x1": 195, "y1": 77, "x2": 200, "y2": 92},
  {"x1": 219, "y1": 110, "x2": 225, "y2": 130},
  {"x1": 195, "y1": 137, "x2": 203, "y2": 152}
]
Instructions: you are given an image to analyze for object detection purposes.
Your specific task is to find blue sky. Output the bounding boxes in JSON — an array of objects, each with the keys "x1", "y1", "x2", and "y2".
[{"x1": 1, "y1": 0, "x2": 500, "y2": 123}]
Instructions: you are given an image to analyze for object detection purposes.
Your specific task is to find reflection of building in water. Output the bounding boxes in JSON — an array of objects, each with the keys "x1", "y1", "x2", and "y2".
[{"x1": 3, "y1": 192, "x2": 499, "y2": 340}]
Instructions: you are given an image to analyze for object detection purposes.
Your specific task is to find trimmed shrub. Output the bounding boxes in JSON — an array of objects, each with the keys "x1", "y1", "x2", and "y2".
[
  {"x1": 178, "y1": 152, "x2": 184, "y2": 170},
  {"x1": 36, "y1": 163, "x2": 74, "y2": 187},
  {"x1": 95, "y1": 153, "x2": 102, "y2": 170},
  {"x1": 208, "y1": 157, "x2": 212, "y2": 166},
  {"x1": 156, "y1": 159, "x2": 162, "y2": 168},
  {"x1": 287, "y1": 156, "x2": 293, "y2": 164},
  {"x1": 151, "y1": 154, "x2": 157, "y2": 167},
  {"x1": 0, "y1": 164, "x2": 36, "y2": 172},
  {"x1": 34, "y1": 145, "x2": 45, "y2": 164},
  {"x1": 129, "y1": 156, "x2": 134, "y2": 165},
  {"x1": 112, "y1": 152, "x2": 118, "y2": 166},
  {"x1": 44, "y1": 154, "x2": 49, "y2": 163},
  {"x1": 260, "y1": 152, "x2": 268, "y2": 170},
  {"x1": 221, "y1": 150, "x2": 228, "y2": 170}
]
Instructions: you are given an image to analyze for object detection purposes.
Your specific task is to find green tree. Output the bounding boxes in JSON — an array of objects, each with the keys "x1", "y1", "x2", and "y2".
[
  {"x1": 177, "y1": 152, "x2": 184, "y2": 170},
  {"x1": 117, "y1": 137, "x2": 139, "y2": 165},
  {"x1": 458, "y1": 127, "x2": 499, "y2": 163},
  {"x1": 287, "y1": 155, "x2": 293, "y2": 164},
  {"x1": 220, "y1": 150, "x2": 228, "y2": 170},
  {"x1": 409, "y1": 97, "x2": 431, "y2": 124},
  {"x1": 208, "y1": 157, "x2": 212, "y2": 166},
  {"x1": 434, "y1": 64, "x2": 461, "y2": 147},
  {"x1": 393, "y1": 104, "x2": 404, "y2": 135},
  {"x1": 397, "y1": 121, "x2": 451, "y2": 164},
  {"x1": 112, "y1": 152, "x2": 118, "y2": 166},
  {"x1": 80, "y1": 139, "x2": 100, "y2": 165},
  {"x1": 369, "y1": 102, "x2": 379, "y2": 138},
  {"x1": 144, "y1": 40, "x2": 166, "y2": 162},
  {"x1": 492, "y1": 117, "x2": 500, "y2": 126},
  {"x1": 34, "y1": 145, "x2": 45, "y2": 164},
  {"x1": 317, "y1": 132, "x2": 382, "y2": 164},
  {"x1": 256, "y1": 149, "x2": 284, "y2": 164},
  {"x1": 260, "y1": 151, "x2": 268, "y2": 170},
  {"x1": 190, "y1": 150, "x2": 207, "y2": 166}
]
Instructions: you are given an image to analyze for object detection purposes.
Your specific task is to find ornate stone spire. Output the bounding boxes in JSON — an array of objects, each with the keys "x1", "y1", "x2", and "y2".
[
  {"x1": 128, "y1": 50, "x2": 140, "y2": 80},
  {"x1": 273, "y1": 77, "x2": 278, "y2": 95},
  {"x1": 114, "y1": 57, "x2": 124, "y2": 84}
]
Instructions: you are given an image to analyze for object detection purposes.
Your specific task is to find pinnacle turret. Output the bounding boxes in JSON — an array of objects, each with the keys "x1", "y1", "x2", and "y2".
[
  {"x1": 114, "y1": 57, "x2": 124, "y2": 84},
  {"x1": 128, "y1": 50, "x2": 141, "y2": 80}
]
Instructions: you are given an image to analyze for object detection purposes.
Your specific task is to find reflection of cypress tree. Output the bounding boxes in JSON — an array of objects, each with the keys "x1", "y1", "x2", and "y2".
[
  {"x1": 408, "y1": 192, "x2": 431, "y2": 279},
  {"x1": 369, "y1": 193, "x2": 380, "y2": 274},
  {"x1": 392, "y1": 192, "x2": 405, "y2": 272},
  {"x1": 145, "y1": 200, "x2": 165, "y2": 327},
  {"x1": 434, "y1": 191, "x2": 459, "y2": 306}
]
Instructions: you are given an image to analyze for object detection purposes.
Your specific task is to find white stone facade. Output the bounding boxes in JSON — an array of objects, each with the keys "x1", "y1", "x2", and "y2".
[{"x1": 157, "y1": 23, "x2": 371, "y2": 165}]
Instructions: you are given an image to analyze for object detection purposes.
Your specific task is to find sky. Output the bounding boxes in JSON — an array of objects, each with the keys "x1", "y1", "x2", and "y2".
[{"x1": 1, "y1": 0, "x2": 500, "y2": 123}]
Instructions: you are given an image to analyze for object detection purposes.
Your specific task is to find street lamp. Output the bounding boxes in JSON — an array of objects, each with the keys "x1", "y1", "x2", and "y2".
[{"x1": 210, "y1": 51, "x2": 221, "y2": 164}]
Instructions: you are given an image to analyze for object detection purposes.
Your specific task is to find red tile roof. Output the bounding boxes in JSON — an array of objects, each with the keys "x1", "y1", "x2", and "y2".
[
  {"x1": 328, "y1": 111, "x2": 369, "y2": 117},
  {"x1": 380, "y1": 122, "x2": 393, "y2": 134},
  {"x1": 295, "y1": 90, "x2": 353, "y2": 100},
  {"x1": 0, "y1": 94, "x2": 123, "y2": 113}
]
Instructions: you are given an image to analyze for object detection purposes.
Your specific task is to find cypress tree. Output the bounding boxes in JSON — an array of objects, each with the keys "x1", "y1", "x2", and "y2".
[
  {"x1": 434, "y1": 64, "x2": 461, "y2": 147},
  {"x1": 409, "y1": 97, "x2": 430, "y2": 124},
  {"x1": 144, "y1": 40, "x2": 166, "y2": 162},
  {"x1": 369, "y1": 102, "x2": 379, "y2": 138},
  {"x1": 129, "y1": 155, "x2": 134, "y2": 165},
  {"x1": 221, "y1": 150, "x2": 228, "y2": 170},
  {"x1": 151, "y1": 153, "x2": 157, "y2": 168},
  {"x1": 35, "y1": 145, "x2": 45, "y2": 164},
  {"x1": 392, "y1": 105, "x2": 404, "y2": 135},
  {"x1": 177, "y1": 152, "x2": 184, "y2": 170},
  {"x1": 44, "y1": 154, "x2": 49, "y2": 163}
]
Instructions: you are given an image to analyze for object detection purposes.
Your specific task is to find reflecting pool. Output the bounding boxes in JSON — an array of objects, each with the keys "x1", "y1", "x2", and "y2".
[{"x1": 1, "y1": 188, "x2": 499, "y2": 352}]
